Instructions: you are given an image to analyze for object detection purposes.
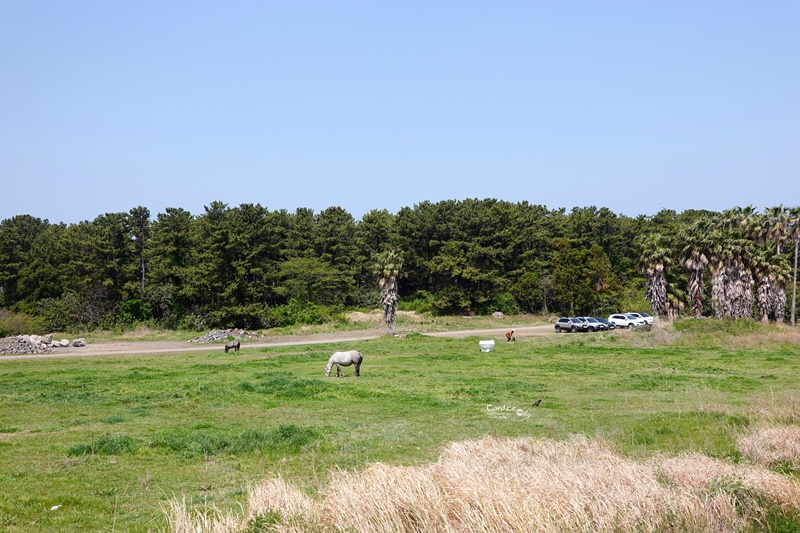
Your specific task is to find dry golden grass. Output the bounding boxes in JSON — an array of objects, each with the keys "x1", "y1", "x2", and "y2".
[
  {"x1": 696, "y1": 394, "x2": 800, "y2": 427},
  {"x1": 164, "y1": 496, "x2": 240, "y2": 533},
  {"x1": 616, "y1": 320, "x2": 800, "y2": 351},
  {"x1": 657, "y1": 452, "x2": 800, "y2": 513},
  {"x1": 623, "y1": 321, "x2": 682, "y2": 348},
  {"x1": 721, "y1": 330, "x2": 800, "y2": 349},
  {"x1": 748, "y1": 396, "x2": 800, "y2": 425},
  {"x1": 166, "y1": 435, "x2": 800, "y2": 533},
  {"x1": 738, "y1": 425, "x2": 800, "y2": 471},
  {"x1": 675, "y1": 321, "x2": 800, "y2": 350},
  {"x1": 246, "y1": 477, "x2": 320, "y2": 532}
]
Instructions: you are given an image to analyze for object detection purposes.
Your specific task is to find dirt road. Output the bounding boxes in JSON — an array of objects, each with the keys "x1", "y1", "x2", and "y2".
[{"x1": 0, "y1": 325, "x2": 554, "y2": 361}]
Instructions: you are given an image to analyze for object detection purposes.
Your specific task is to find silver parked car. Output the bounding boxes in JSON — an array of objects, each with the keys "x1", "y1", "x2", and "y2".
[
  {"x1": 554, "y1": 317, "x2": 590, "y2": 333},
  {"x1": 578, "y1": 316, "x2": 608, "y2": 332}
]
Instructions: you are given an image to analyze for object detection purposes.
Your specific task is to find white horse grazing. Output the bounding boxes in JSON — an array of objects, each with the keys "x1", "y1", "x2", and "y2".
[{"x1": 325, "y1": 350, "x2": 363, "y2": 377}]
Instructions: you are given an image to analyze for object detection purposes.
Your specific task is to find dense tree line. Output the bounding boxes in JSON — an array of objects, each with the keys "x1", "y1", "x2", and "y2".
[
  {"x1": 0, "y1": 200, "x2": 796, "y2": 332},
  {"x1": 640, "y1": 206, "x2": 800, "y2": 326}
]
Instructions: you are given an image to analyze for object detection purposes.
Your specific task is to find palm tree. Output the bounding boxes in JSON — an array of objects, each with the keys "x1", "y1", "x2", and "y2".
[
  {"x1": 764, "y1": 205, "x2": 788, "y2": 254},
  {"x1": 372, "y1": 250, "x2": 404, "y2": 335},
  {"x1": 708, "y1": 227, "x2": 732, "y2": 319},
  {"x1": 730, "y1": 239, "x2": 755, "y2": 319},
  {"x1": 715, "y1": 210, "x2": 756, "y2": 319},
  {"x1": 680, "y1": 220, "x2": 710, "y2": 318},
  {"x1": 639, "y1": 233, "x2": 673, "y2": 318},
  {"x1": 788, "y1": 207, "x2": 800, "y2": 327},
  {"x1": 665, "y1": 283, "x2": 686, "y2": 321},
  {"x1": 751, "y1": 249, "x2": 773, "y2": 323},
  {"x1": 708, "y1": 231, "x2": 753, "y2": 319},
  {"x1": 684, "y1": 249, "x2": 709, "y2": 318},
  {"x1": 771, "y1": 259, "x2": 791, "y2": 323},
  {"x1": 737, "y1": 205, "x2": 763, "y2": 242}
]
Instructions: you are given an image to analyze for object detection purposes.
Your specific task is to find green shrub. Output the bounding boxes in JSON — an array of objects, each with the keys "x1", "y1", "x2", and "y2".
[
  {"x1": 673, "y1": 318, "x2": 762, "y2": 336},
  {"x1": 351, "y1": 286, "x2": 380, "y2": 309},
  {"x1": 154, "y1": 430, "x2": 232, "y2": 456},
  {"x1": 115, "y1": 299, "x2": 153, "y2": 325},
  {"x1": 151, "y1": 425, "x2": 320, "y2": 456},
  {"x1": 182, "y1": 313, "x2": 209, "y2": 331},
  {"x1": 235, "y1": 426, "x2": 318, "y2": 453},
  {"x1": 35, "y1": 290, "x2": 116, "y2": 331},
  {"x1": 35, "y1": 292, "x2": 84, "y2": 332},
  {"x1": 477, "y1": 292, "x2": 522, "y2": 316},
  {"x1": 615, "y1": 282, "x2": 648, "y2": 317},
  {"x1": 0, "y1": 310, "x2": 47, "y2": 336},
  {"x1": 242, "y1": 372, "x2": 330, "y2": 398},
  {"x1": 399, "y1": 291, "x2": 436, "y2": 314},
  {"x1": 204, "y1": 304, "x2": 270, "y2": 330},
  {"x1": 266, "y1": 299, "x2": 328, "y2": 327},
  {"x1": 68, "y1": 435, "x2": 139, "y2": 456},
  {"x1": 245, "y1": 512, "x2": 283, "y2": 532}
]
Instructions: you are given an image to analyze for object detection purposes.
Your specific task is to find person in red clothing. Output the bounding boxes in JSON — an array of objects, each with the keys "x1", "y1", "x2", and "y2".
[{"x1": 505, "y1": 329, "x2": 515, "y2": 342}]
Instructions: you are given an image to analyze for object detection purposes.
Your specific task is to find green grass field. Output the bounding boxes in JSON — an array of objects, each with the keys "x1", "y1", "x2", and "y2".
[{"x1": 1, "y1": 321, "x2": 799, "y2": 531}]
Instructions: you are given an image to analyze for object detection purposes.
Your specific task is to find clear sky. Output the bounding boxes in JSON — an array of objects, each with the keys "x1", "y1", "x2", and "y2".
[{"x1": 2, "y1": 1, "x2": 798, "y2": 224}]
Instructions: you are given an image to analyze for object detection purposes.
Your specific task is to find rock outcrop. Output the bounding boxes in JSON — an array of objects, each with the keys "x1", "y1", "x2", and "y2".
[
  {"x1": 187, "y1": 328, "x2": 262, "y2": 344},
  {"x1": 0, "y1": 335, "x2": 82, "y2": 355}
]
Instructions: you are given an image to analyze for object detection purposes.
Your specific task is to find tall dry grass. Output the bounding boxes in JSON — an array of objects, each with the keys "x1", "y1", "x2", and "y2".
[
  {"x1": 164, "y1": 496, "x2": 241, "y2": 533},
  {"x1": 738, "y1": 425, "x2": 800, "y2": 471},
  {"x1": 747, "y1": 395, "x2": 800, "y2": 425},
  {"x1": 165, "y1": 435, "x2": 800, "y2": 533}
]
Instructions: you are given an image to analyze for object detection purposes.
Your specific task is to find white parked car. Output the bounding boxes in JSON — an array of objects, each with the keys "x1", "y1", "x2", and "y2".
[
  {"x1": 624, "y1": 313, "x2": 648, "y2": 327},
  {"x1": 627, "y1": 312, "x2": 654, "y2": 325},
  {"x1": 608, "y1": 313, "x2": 640, "y2": 329}
]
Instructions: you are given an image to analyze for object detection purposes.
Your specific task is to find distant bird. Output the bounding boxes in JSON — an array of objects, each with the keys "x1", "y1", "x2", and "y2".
[{"x1": 532, "y1": 399, "x2": 542, "y2": 407}]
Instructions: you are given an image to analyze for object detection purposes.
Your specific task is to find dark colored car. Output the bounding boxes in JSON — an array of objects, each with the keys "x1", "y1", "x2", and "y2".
[
  {"x1": 554, "y1": 317, "x2": 590, "y2": 333},
  {"x1": 594, "y1": 317, "x2": 615, "y2": 330}
]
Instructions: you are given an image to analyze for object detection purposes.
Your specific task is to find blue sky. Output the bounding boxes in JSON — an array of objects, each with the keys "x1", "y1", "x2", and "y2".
[{"x1": 2, "y1": 1, "x2": 798, "y2": 224}]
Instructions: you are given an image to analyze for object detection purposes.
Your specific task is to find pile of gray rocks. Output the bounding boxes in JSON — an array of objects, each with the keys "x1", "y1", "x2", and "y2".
[
  {"x1": 0, "y1": 334, "x2": 87, "y2": 355},
  {"x1": 188, "y1": 328, "x2": 262, "y2": 344}
]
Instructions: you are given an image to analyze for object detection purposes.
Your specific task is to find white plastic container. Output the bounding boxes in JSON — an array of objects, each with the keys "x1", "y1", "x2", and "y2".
[{"x1": 479, "y1": 340, "x2": 495, "y2": 352}]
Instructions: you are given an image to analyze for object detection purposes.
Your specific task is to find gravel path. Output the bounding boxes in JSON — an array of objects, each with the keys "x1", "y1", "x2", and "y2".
[{"x1": 0, "y1": 325, "x2": 554, "y2": 361}]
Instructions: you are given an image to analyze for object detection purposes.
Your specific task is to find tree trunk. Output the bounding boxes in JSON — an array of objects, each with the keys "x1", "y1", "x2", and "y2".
[
  {"x1": 756, "y1": 278, "x2": 771, "y2": 323},
  {"x1": 540, "y1": 275, "x2": 551, "y2": 313},
  {"x1": 774, "y1": 284, "x2": 786, "y2": 323},
  {"x1": 141, "y1": 258, "x2": 146, "y2": 296}
]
